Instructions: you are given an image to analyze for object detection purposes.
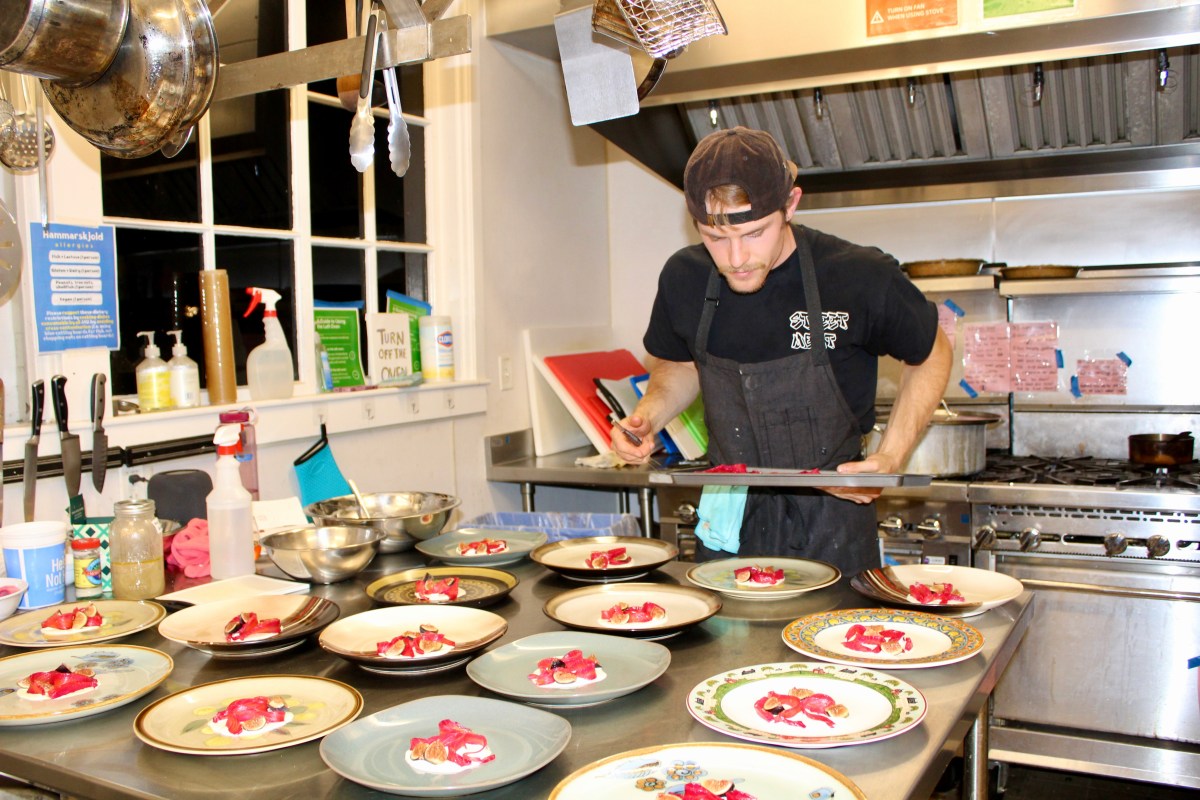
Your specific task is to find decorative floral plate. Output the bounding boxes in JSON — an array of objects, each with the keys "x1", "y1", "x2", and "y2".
[
  {"x1": 782, "y1": 608, "x2": 984, "y2": 669},
  {"x1": 415, "y1": 528, "x2": 548, "y2": 567},
  {"x1": 366, "y1": 567, "x2": 518, "y2": 608},
  {"x1": 466, "y1": 630, "x2": 670, "y2": 708},
  {"x1": 0, "y1": 645, "x2": 172, "y2": 726},
  {"x1": 685, "y1": 557, "x2": 840, "y2": 601},
  {"x1": 157, "y1": 595, "x2": 340, "y2": 658},
  {"x1": 549, "y1": 741, "x2": 865, "y2": 799},
  {"x1": 319, "y1": 605, "x2": 508, "y2": 675},
  {"x1": 133, "y1": 674, "x2": 362, "y2": 755},
  {"x1": 685, "y1": 661, "x2": 927, "y2": 748},
  {"x1": 530, "y1": 536, "x2": 678, "y2": 583},
  {"x1": 543, "y1": 582, "x2": 721, "y2": 640},
  {"x1": 0, "y1": 600, "x2": 166, "y2": 648},
  {"x1": 319, "y1": 695, "x2": 571, "y2": 796}
]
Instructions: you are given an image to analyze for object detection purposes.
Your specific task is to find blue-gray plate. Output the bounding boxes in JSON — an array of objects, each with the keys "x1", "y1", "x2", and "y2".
[{"x1": 415, "y1": 528, "x2": 548, "y2": 567}]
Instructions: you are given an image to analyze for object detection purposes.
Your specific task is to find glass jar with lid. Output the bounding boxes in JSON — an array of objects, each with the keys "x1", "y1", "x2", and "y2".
[{"x1": 110, "y1": 499, "x2": 166, "y2": 600}]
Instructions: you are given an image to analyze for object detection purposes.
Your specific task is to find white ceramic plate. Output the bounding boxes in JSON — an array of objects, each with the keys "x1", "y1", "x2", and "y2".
[
  {"x1": 415, "y1": 529, "x2": 548, "y2": 567},
  {"x1": 782, "y1": 608, "x2": 984, "y2": 669},
  {"x1": 549, "y1": 741, "x2": 865, "y2": 799},
  {"x1": 133, "y1": 674, "x2": 362, "y2": 755},
  {"x1": 320, "y1": 695, "x2": 571, "y2": 796},
  {"x1": 156, "y1": 575, "x2": 308, "y2": 606},
  {"x1": 0, "y1": 600, "x2": 166, "y2": 648},
  {"x1": 0, "y1": 645, "x2": 172, "y2": 726},
  {"x1": 852, "y1": 565, "x2": 1024, "y2": 617},
  {"x1": 157, "y1": 595, "x2": 340, "y2": 658},
  {"x1": 319, "y1": 605, "x2": 508, "y2": 674},
  {"x1": 530, "y1": 536, "x2": 678, "y2": 582},
  {"x1": 543, "y1": 583, "x2": 721, "y2": 640},
  {"x1": 466, "y1": 631, "x2": 670, "y2": 707},
  {"x1": 686, "y1": 661, "x2": 927, "y2": 748},
  {"x1": 685, "y1": 557, "x2": 840, "y2": 601}
]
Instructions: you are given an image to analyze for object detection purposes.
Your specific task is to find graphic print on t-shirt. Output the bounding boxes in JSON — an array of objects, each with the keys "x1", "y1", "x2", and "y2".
[{"x1": 789, "y1": 310, "x2": 850, "y2": 350}]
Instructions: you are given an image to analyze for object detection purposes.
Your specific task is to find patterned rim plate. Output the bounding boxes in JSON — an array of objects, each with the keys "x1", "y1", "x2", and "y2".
[
  {"x1": 543, "y1": 583, "x2": 721, "y2": 640},
  {"x1": 685, "y1": 557, "x2": 841, "y2": 601},
  {"x1": 366, "y1": 567, "x2": 518, "y2": 608},
  {"x1": 157, "y1": 595, "x2": 340, "y2": 657},
  {"x1": 782, "y1": 608, "x2": 984, "y2": 669},
  {"x1": 851, "y1": 565, "x2": 1024, "y2": 617},
  {"x1": 466, "y1": 631, "x2": 671, "y2": 707},
  {"x1": 415, "y1": 529, "x2": 549, "y2": 567},
  {"x1": 320, "y1": 695, "x2": 571, "y2": 797},
  {"x1": 685, "y1": 661, "x2": 927, "y2": 749},
  {"x1": 0, "y1": 601, "x2": 167, "y2": 648},
  {"x1": 549, "y1": 741, "x2": 866, "y2": 799},
  {"x1": 530, "y1": 537, "x2": 678, "y2": 583},
  {"x1": 319, "y1": 605, "x2": 508, "y2": 674},
  {"x1": 133, "y1": 674, "x2": 363, "y2": 755},
  {"x1": 0, "y1": 645, "x2": 173, "y2": 726}
]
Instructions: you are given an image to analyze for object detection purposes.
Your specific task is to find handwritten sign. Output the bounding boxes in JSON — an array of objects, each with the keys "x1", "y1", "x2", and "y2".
[
  {"x1": 963, "y1": 322, "x2": 1011, "y2": 393},
  {"x1": 30, "y1": 223, "x2": 118, "y2": 352},
  {"x1": 1010, "y1": 321, "x2": 1059, "y2": 392},
  {"x1": 867, "y1": 0, "x2": 958, "y2": 36},
  {"x1": 1076, "y1": 358, "x2": 1128, "y2": 396},
  {"x1": 365, "y1": 311, "x2": 418, "y2": 385}
]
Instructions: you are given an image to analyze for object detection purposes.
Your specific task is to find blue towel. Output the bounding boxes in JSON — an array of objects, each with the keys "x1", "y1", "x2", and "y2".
[{"x1": 694, "y1": 485, "x2": 749, "y2": 554}]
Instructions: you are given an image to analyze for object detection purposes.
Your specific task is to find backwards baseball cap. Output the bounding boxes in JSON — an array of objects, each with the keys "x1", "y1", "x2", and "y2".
[{"x1": 684, "y1": 126, "x2": 795, "y2": 226}]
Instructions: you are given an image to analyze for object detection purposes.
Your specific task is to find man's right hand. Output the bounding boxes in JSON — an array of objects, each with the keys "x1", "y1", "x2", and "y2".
[{"x1": 610, "y1": 415, "x2": 657, "y2": 464}]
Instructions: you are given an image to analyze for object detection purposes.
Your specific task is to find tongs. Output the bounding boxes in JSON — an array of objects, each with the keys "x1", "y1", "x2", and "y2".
[
  {"x1": 348, "y1": 4, "x2": 381, "y2": 172},
  {"x1": 376, "y1": 12, "x2": 411, "y2": 177}
]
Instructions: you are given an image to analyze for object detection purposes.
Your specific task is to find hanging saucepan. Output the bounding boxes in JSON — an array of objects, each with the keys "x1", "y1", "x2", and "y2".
[
  {"x1": 1128, "y1": 432, "x2": 1194, "y2": 466},
  {"x1": 39, "y1": 0, "x2": 216, "y2": 159},
  {"x1": 0, "y1": 0, "x2": 130, "y2": 85}
]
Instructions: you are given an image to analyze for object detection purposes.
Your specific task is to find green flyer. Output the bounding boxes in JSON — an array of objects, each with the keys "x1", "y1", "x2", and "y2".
[
  {"x1": 314, "y1": 302, "x2": 366, "y2": 388},
  {"x1": 385, "y1": 290, "x2": 430, "y2": 375}
]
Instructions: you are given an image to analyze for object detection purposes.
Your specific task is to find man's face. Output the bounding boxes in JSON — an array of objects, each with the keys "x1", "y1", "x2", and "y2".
[{"x1": 695, "y1": 208, "x2": 796, "y2": 295}]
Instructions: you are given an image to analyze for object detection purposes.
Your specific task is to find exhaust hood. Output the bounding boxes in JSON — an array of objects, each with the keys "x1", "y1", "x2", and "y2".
[{"x1": 490, "y1": 1, "x2": 1200, "y2": 202}]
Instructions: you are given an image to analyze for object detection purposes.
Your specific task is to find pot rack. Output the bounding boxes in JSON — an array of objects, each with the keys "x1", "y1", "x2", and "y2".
[{"x1": 205, "y1": 0, "x2": 467, "y2": 102}]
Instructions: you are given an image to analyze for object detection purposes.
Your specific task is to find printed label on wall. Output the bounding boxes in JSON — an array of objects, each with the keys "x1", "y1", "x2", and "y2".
[
  {"x1": 867, "y1": 0, "x2": 958, "y2": 36},
  {"x1": 30, "y1": 223, "x2": 118, "y2": 352},
  {"x1": 1010, "y1": 321, "x2": 1059, "y2": 392},
  {"x1": 1075, "y1": 358, "x2": 1128, "y2": 396},
  {"x1": 962, "y1": 321, "x2": 1011, "y2": 393}
]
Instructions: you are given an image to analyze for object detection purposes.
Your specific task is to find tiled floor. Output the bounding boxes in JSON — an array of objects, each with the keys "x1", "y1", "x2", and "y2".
[{"x1": 930, "y1": 762, "x2": 1197, "y2": 799}]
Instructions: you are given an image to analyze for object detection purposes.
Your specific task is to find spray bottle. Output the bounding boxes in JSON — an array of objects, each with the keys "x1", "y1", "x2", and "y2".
[
  {"x1": 206, "y1": 424, "x2": 256, "y2": 579},
  {"x1": 244, "y1": 288, "x2": 295, "y2": 400},
  {"x1": 166, "y1": 329, "x2": 201, "y2": 408},
  {"x1": 135, "y1": 331, "x2": 172, "y2": 412}
]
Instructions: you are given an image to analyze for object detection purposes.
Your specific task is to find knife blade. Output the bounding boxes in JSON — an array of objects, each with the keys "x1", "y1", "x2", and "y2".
[
  {"x1": 91, "y1": 373, "x2": 108, "y2": 492},
  {"x1": 51, "y1": 375, "x2": 81, "y2": 498},
  {"x1": 23, "y1": 379, "x2": 43, "y2": 522}
]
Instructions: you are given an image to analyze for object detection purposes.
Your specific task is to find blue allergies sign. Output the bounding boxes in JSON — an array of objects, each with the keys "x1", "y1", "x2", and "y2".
[{"x1": 29, "y1": 223, "x2": 118, "y2": 352}]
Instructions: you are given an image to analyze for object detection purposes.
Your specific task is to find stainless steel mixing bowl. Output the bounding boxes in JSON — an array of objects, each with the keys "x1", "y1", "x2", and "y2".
[
  {"x1": 304, "y1": 492, "x2": 462, "y2": 553},
  {"x1": 259, "y1": 525, "x2": 386, "y2": 584}
]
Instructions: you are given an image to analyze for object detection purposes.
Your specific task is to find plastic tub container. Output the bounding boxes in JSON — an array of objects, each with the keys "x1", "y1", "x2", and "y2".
[
  {"x1": 454, "y1": 512, "x2": 640, "y2": 543},
  {"x1": 0, "y1": 521, "x2": 69, "y2": 609}
]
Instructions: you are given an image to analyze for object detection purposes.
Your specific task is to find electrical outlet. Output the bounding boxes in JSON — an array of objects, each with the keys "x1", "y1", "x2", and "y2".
[{"x1": 499, "y1": 356, "x2": 514, "y2": 391}]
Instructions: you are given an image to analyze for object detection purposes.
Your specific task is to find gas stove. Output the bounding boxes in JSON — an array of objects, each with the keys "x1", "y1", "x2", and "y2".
[{"x1": 975, "y1": 454, "x2": 1200, "y2": 491}]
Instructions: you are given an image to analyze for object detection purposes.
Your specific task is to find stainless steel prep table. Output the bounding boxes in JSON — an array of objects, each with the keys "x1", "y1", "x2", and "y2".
[{"x1": 0, "y1": 555, "x2": 1032, "y2": 800}]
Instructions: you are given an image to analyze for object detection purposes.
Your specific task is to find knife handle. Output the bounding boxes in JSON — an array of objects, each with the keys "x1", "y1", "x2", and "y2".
[
  {"x1": 51, "y1": 375, "x2": 68, "y2": 434},
  {"x1": 30, "y1": 379, "x2": 44, "y2": 437},
  {"x1": 91, "y1": 374, "x2": 106, "y2": 429}
]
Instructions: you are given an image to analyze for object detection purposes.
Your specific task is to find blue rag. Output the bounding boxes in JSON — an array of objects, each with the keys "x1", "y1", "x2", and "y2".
[{"x1": 694, "y1": 485, "x2": 749, "y2": 554}]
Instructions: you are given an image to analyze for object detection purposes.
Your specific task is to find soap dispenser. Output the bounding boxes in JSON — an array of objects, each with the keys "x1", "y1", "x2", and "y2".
[
  {"x1": 135, "y1": 331, "x2": 172, "y2": 412},
  {"x1": 166, "y1": 329, "x2": 201, "y2": 408},
  {"x1": 244, "y1": 288, "x2": 295, "y2": 400}
]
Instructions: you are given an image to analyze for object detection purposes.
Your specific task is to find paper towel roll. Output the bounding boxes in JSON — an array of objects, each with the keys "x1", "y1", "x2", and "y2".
[{"x1": 200, "y1": 270, "x2": 237, "y2": 405}]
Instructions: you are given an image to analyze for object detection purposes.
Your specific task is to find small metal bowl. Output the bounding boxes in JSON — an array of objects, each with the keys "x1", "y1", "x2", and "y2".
[
  {"x1": 305, "y1": 492, "x2": 462, "y2": 553},
  {"x1": 260, "y1": 525, "x2": 386, "y2": 584}
]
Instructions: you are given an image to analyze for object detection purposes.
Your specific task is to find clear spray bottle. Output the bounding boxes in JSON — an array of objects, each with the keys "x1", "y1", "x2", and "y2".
[
  {"x1": 206, "y1": 424, "x2": 256, "y2": 579},
  {"x1": 244, "y1": 287, "x2": 295, "y2": 400}
]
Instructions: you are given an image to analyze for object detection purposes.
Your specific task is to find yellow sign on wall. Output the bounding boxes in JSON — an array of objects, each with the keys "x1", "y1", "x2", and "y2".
[{"x1": 867, "y1": 0, "x2": 959, "y2": 36}]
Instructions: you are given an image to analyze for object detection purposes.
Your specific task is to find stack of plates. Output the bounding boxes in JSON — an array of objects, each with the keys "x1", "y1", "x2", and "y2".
[
  {"x1": 319, "y1": 605, "x2": 508, "y2": 675},
  {"x1": 157, "y1": 595, "x2": 340, "y2": 658}
]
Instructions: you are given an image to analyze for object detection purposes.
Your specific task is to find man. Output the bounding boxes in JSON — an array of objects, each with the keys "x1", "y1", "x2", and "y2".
[{"x1": 611, "y1": 127, "x2": 952, "y2": 575}]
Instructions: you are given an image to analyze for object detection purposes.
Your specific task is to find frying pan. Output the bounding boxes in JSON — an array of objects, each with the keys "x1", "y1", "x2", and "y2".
[
  {"x1": 901, "y1": 259, "x2": 984, "y2": 278},
  {"x1": 1129, "y1": 433, "x2": 1194, "y2": 466},
  {"x1": 999, "y1": 265, "x2": 1081, "y2": 280}
]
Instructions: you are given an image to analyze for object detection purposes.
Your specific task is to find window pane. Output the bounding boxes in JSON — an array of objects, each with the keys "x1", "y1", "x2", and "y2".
[
  {"x1": 212, "y1": 90, "x2": 292, "y2": 230},
  {"x1": 108, "y1": 229, "x2": 203, "y2": 396},
  {"x1": 374, "y1": 125, "x2": 426, "y2": 243},
  {"x1": 377, "y1": 251, "x2": 427, "y2": 311},
  {"x1": 308, "y1": 100, "x2": 363, "y2": 238},
  {"x1": 313, "y1": 246, "x2": 367, "y2": 368},
  {"x1": 101, "y1": 148, "x2": 200, "y2": 222},
  {"x1": 214, "y1": 235, "x2": 297, "y2": 384}
]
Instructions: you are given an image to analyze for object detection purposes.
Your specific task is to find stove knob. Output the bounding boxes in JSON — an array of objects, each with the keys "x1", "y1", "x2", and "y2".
[
  {"x1": 1019, "y1": 527, "x2": 1041, "y2": 552},
  {"x1": 1146, "y1": 535, "x2": 1170, "y2": 558},
  {"x1": 1103, "y1": 533, "x2": 1127, "y2": 557},
  {"x1": 675, "y1": 503, "x2": 698, "y2": 525},
  {"x1": 974, "y1": 526, "x2": 997, "y2": 549},
  {"x1": 877, "y1": 515, "x2": 905, "y2": 537},
  {"x1": 916, "y1": 517, "x2": 942, "y2": 540}
]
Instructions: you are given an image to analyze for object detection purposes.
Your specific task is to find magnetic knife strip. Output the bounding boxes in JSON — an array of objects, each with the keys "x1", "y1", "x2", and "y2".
[{"x1": 0, "y1": 435, "x2": 216, "y2": 485}]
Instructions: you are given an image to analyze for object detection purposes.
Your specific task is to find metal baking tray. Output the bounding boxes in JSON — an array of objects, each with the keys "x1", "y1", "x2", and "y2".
[{"x1": 648, "y1": 468, "x2": 933, "y2": 488}]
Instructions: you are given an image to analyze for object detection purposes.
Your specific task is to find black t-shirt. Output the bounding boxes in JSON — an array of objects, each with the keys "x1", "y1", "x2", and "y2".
[{"x1": 643, "y1": 225, "x2": 938, "y2": 432}]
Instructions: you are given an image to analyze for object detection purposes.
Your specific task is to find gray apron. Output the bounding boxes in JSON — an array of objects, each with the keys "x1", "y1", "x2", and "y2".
[{"x1": 692, "y1": 226, "x2": 880, "y2": 575}]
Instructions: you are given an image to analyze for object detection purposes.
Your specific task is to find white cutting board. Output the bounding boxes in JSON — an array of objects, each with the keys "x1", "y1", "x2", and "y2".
[{"x1": 523, "y1": 325, "x2": 619, "y2": 456}]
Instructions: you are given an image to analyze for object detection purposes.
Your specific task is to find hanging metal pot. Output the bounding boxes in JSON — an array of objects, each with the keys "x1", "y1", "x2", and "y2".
[
  {"x1": 0, "y1": 0, "x2": 130, "y2": 85},
  {"x1": 39, "y1": 0, "x2": 216, "y2": 158}
]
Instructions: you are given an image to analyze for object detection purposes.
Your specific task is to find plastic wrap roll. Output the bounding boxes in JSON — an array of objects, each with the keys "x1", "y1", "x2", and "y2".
[{"x1": 199, "y1": 269, "x2": 237, "y2": 405}]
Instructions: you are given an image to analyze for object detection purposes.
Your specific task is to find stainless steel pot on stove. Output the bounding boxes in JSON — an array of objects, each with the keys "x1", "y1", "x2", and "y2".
[
  {"x1": 0, "y1": 0, "x2": 130, "y2": 84},
  {"x1": 864, "y1": 409, "x2": 1000, "y2": 477}
]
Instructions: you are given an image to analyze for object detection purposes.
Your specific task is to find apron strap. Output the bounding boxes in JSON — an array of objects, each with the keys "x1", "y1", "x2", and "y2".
[
  {"x1": 695, "y1": 267, "x2": 723, "y2": 359},
  {"x1": 793, "y1": 227, "x2": 830, "y2": 367}
]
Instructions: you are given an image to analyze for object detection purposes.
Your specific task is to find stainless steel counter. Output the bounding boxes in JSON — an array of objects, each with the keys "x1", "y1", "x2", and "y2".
[{"x1": 0, "y1": 554, "x2": 1032, "y2": 800}]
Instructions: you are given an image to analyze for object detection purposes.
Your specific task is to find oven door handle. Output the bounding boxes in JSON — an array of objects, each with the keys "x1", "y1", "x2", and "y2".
[{"x1": 1019, "y1": 578, "x2": 1200, "y2": 603}]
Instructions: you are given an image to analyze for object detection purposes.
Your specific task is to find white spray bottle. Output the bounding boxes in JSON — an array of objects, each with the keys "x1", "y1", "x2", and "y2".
[
  {"x1": 244, "y1": 287, "x2": 295, "y2": 400},
  {"x1": 166, "y1": 329, "x2": 201, "y2": 408},
  {"x1": 206, "y1": 423, "x2": 256, "y2": 579}
]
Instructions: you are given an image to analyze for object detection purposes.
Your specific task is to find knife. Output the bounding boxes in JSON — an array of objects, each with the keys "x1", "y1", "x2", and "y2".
[
  {"x1": 91, "y1": 373, "x2": 108, "y2": 492},
  {"x1": 51, "y1": 375, "x2": 82, "y2": 499},
  {"x1": 23, "y1": 379, "x2": 43, "y2": 522}
]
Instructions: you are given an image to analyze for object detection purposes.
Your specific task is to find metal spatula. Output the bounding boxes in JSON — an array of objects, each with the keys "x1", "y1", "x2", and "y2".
[{"x1": 348, "y1": 9, "x2": 380, "y2": 172}]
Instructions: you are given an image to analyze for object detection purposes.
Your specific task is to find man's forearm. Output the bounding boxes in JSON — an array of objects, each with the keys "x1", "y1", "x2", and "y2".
[
  {"x1": 877, "y1": 328, "x2": 953, "y2": 466},
  {"x1": 633, "y1": 356, "x2": 701, "y2": 432}
]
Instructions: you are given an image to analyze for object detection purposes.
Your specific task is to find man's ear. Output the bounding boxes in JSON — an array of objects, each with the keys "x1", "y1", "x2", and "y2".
[{"x1": 785, "y1": 186, "x2": 803, "y2": 217}]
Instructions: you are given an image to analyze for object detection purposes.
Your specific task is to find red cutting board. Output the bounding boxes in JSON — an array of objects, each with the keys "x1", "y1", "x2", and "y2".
[{"x1": 542, "y1": 349, "x2": 646, "y2": 449}]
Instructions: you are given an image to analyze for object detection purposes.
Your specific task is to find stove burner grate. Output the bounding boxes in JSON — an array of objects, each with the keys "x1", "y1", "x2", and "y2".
[{"x1": 974, "y1": 455, "x2": 1200, "y2": 491}]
